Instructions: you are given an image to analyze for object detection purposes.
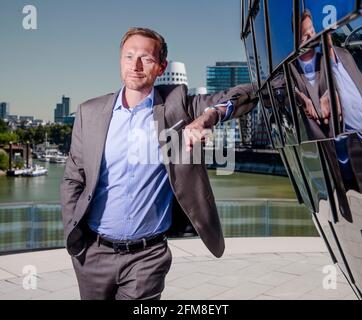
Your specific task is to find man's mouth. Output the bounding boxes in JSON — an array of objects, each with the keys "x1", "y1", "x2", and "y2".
[{"x1": 128, "y1": 74, "x2": 145, "y2": 79}]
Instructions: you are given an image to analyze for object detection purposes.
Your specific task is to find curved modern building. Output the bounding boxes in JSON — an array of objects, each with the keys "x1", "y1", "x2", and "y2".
[
  {"x1": 241, "y1": 0, "x2": 362, "y2": 298},
  {"x1": 188, "y1": 87, "x2": 208, "y2": 96},
  {"x1": 155, "y1": 61, "x2": 188, "y2": 86}
]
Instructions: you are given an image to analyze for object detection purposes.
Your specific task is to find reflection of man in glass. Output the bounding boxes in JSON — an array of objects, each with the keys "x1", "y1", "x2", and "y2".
[
  {"x1": 327, "y1": 33, "x2": 362, "y2": 133},
  {"x1": 295, "y1": 9, "x2": 362, "y2": 134},
  {"x1": 327, "y1": 30, "x2": 362, "y2": 194},
  {"x1": 291, "y1": 9, "x2": 332, "y2": 139},
  {"x1": 291, "y1": 10, "x2": 358, "y2": 218}
]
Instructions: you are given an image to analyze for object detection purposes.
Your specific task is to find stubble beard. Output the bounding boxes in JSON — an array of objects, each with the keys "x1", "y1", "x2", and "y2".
[{"x1": 123, "y1": 75, "x2": 153, "y2": 92}]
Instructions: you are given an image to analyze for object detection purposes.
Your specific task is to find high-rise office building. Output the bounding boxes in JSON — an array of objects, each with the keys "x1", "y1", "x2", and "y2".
[
  {"x1": 0, "y1": 102, "x2": 10, "y2": 120},
  {"x1": 206, "y1": 62, "x2": 250, "y2": 93},
  {"x1": 54, "y1": 95, "x2": 71, "y2": 123},
  {"x1": 62, "y1": 96, "x2": 70, "y2": 116},
  {"x1": 206, "y1": 62, "x2": 269, "y2": 147}
]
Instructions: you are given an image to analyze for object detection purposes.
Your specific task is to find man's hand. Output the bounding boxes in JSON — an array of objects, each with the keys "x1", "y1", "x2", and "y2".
[
  {"x1": 320, "y1": 91, "x2": 331, "y2": 124},
  {"x1": 183, "y1": 109, "x2": 219, "y2": 152},
  {"x1": 295, "y1": 88, "x2": 320, "y2": 124},
  {"x1": 320, "y1": 90, "x2": 342, "y2": 125}
]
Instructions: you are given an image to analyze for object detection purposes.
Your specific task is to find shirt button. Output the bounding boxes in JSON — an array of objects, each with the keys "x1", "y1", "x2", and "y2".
[
  {"x1": 88, "y1": 195, "x2": 92, "y2": 201},
  {"x1": 73, "y1": 221, "x2": 78, "y2": 226}
]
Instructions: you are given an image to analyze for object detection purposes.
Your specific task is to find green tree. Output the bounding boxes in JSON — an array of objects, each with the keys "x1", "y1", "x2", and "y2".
[
  {"x1": 34, "y1": 125, "x2": 46, "y2": 144},
  {"x1": 49, "y1": 124, "x2": 72, "y2": 153},
  {"x1": 0, "y1": 132, "x2": 19, "y2": 144},
  {"x1": 0, "y1": 119, "x2": 8, "y2": 134},
  {"x1": 0, "y1": 149, "x2": 9, "y2": 171}
]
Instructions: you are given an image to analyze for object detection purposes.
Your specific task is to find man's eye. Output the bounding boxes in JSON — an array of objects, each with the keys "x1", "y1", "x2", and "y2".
[{"x1": 142, "y1": 57, "x2": 154, "y2": 63}]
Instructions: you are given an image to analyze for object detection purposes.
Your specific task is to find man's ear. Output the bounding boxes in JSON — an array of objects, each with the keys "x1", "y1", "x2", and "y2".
[{"x1": 158, "y1": 60, "x2": 168, "y2": 76}]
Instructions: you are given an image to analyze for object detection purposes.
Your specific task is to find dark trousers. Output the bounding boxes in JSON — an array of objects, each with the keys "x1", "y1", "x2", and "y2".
[{"x1": 71, "y1": 235, "x2": 172, "y2": 300}]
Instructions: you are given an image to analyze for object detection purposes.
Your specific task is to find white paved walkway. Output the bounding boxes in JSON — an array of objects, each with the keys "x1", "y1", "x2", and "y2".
[{"x1": 0, "y1": 238, "x2": 358, "y2": 300}]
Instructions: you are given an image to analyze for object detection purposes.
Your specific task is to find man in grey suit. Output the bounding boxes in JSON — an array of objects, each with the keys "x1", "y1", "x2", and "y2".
[{"x1": 61, "y1": 27, "x2": 257, "y2": 300}]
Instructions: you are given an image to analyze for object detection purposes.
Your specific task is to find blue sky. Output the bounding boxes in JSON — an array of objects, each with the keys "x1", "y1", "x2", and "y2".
[{"x1": 0, "y1": 0, "x2": 245, "y2": 121}]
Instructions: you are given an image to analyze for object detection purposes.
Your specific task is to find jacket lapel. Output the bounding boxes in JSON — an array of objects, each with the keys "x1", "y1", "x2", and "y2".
[
  {"x1": 152, "y1": 87, "x2": 166, "y2": 148},
  {"x1": 90, "y1": 90, "x2": 120, "y2": 190}
]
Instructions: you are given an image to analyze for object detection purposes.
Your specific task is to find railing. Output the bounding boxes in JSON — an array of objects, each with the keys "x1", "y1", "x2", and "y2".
[
  {"x1": 0, "y1": 202, "x2": 64, "y2": 254},
  {"x1": 217, "y1": 199, "x2": 317, "y2": 237},
  {"x1": 0, "y1": 199, "x2": 317, "y2": 254}
]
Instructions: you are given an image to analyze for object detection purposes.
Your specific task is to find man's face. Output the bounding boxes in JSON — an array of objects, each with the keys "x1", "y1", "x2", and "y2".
[
  {"x1": 121, "y1": 35, "x2": 167, "y2": 92},
  {"x1": 300, "y1": 16, "x2": 316, "y2": 44}
]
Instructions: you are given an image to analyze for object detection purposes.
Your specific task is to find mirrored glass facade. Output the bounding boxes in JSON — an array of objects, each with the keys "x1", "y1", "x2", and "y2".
[
  {"x1": 241, "y1": 0, "x2": 362, "y2": 298},
  {"x1": 268, "y1": 0, "x2": 295, "y2": 69}
]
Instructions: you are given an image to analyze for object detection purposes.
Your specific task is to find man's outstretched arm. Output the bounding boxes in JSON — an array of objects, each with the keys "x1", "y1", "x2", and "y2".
[{"x1": 182, "y1": 83, "x2": 259, "y2": 151}]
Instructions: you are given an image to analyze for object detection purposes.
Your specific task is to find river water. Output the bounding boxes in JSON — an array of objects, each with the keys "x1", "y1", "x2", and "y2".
[{"x1": 0, "y1": 161, "x2": 296, "y2": 203}]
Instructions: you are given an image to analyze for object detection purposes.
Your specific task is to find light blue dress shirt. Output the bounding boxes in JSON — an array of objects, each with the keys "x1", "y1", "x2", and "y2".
[
  {"x1": 331, "y1": 53, "x2": 362, "y2": 133},
  {"x1": 87, "y1": 87, "x2": 173, "y2": 240}
]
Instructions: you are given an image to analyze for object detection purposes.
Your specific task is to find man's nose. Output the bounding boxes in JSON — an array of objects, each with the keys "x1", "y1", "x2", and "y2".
[{"x1": 131, "y1": 57, "x2": 143, "y2": 71}]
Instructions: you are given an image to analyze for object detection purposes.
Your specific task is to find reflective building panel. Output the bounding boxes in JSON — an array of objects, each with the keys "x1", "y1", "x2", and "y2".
[
  {"x1": 283, "y1": 146, "x2": 315, "y2": 212},
  {"x1": 242, "y1": 0, "x2": 362, "y2": 299},
  {"x1": 267, "y1": 0, "x2": 295, "y2": 69},
  {"x1": 244, "y1": 31, "x2": 259, "y2": 91},
  {"x1": 295, "y1": 143, "x2": 329, "y2": 214},
  {"x1": 259, "y1": 83, "x2": 284, "y2": 148},
  {"x1": 279, "y1": 148, "x2": 304, "y2": 204},
  {"x1": 253, "y1": 0, "x2": 270, "y2": 83},
  {"x1": 269, "y1": 68, "x2": 299, "y2": 146},
  {"x1": 242, "y1": 0, "x2": 250, "y2": 34},
  {"x1": 302, "y1": 0, "x2": 357, "y2": 36},
  {"x1": 328, "y1": 17, "x2": 362, "y2": 136},
  {"x1": 319, "y1": 138, "x2": 362, "y2": 293},
  {"x1": 289, "y1": 39, "x2": 334, "y2": 142}
]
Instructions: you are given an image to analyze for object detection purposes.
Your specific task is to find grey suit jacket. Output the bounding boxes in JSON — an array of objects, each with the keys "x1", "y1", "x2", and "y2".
[{"x1": 60, "y1": 84, "x2": 257, "y2": 258}]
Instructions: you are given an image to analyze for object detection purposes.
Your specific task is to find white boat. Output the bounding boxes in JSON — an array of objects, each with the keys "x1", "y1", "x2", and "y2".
[
  {"x1": 6, "y1": 169, "x2": 25, "y2": 177},
  {"x1": 22, "y1": 165, "x2": 48, "y2": 177},
  {"x1": 49, "y1": 155, "x2": 67, "y2": 164},
  {"x1": 38, "y1": 155, "x2": 50, "y2": 162}
]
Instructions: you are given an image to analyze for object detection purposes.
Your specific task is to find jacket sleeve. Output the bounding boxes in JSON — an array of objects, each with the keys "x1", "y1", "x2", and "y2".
[
  {"x1": 183, "y1": 83, "x2": 259, "y2": 120},
  {"x1": 60, "y1": 104, "x2": 86, "y2": 230}
]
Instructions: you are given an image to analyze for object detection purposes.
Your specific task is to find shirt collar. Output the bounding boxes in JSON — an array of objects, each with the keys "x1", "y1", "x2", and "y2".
[
  {"x1": 298, "y1": 53, "x2": 316, "y2": 71},
  {"x1": 331, "y1": 49, "x2": 340, "y2": 67},
  {"x1": 114, "y1": 86, "x2": 154, "y2": 111}
]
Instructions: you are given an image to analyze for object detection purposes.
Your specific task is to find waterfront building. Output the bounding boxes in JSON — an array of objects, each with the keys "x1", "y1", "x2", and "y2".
[
  {"x1": 155, "y1": 61, "x2": 188, "y2": 86},
  {"x1": 19, "y1": 116, "x2": 34, "y2": 122}
]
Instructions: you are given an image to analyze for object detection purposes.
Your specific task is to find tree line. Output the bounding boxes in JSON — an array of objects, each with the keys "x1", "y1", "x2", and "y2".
[{"x1": 0, "y1": 119, "x2": 73, "y2": 170}]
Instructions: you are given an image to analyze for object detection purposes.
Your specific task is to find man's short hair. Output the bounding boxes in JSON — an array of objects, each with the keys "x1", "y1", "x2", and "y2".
[
  {"x1": 301, "y1": 9, "x2": 313, "y2": 24},
  {"x1": 120, "y1": 27, "x2": 168, "y2": 64}
]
